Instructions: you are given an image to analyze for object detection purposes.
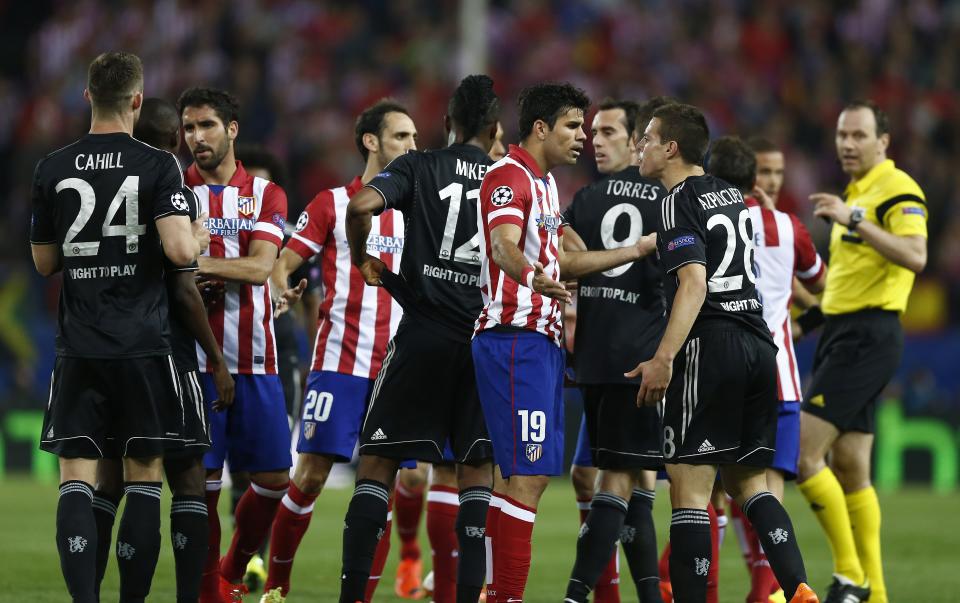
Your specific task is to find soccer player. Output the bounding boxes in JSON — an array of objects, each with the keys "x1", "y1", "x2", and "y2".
[
  {"x1": 178, "y1": 86, "x2": 292, "y2": 602},
  {"x1": 473, "y1": 82, "x2": 657, "y2": 602},
  {"x1": 708, "y1": 136, "x2": 826, "y2": 603},
  {"x1": 799, "y1": 101, "x2": 927, "y2": 603},
  {"x1": 257, "y1": 99, "x2": 415, "y2": 602},
  {"x1": 90, "y1": 97, "x2": 236, "y2": 603},
  {"x1": 563, "y1": 97, "x2": 671, "y2": 603},
  {"x1": 337, "y1": 75, "x2": 502, "y2": 603},
  {"x1": 628, "y1": 103, "x2": 817, "y2": 603},
  {"x1": 31, "y1": 52, "x2": 203, "y2": 603}
]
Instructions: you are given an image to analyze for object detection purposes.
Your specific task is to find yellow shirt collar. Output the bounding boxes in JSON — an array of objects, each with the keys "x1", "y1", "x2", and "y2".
[{"x1": 845, "y1": 158, "x2": 894, "y2": 198}]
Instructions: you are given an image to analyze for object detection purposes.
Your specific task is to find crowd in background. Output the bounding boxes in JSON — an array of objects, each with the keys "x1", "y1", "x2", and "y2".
[{"x1": 1, "y1": 0, "x2": 959, "y2": 410}]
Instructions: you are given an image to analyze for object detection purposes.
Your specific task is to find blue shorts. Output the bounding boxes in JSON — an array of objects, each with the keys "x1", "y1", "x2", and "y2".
[
  {"x1": 772, "y1": 400, "x2": 801, "y2": 480},
  {"x1": 472, "y1": 330, "x2": 565, "y2": 478},
  {"x1": 202, "y1": 373, "x2": 292, "y2": 473},
  {"x1": 297, "y1": 370, "x2": 373, "y2": 461},
  {"x1": 572, "y1": 411, "x2": 594, "y2": 468}
]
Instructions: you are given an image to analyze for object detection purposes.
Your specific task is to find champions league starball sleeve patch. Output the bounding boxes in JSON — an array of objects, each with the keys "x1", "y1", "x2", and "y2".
[{"x1": 491, "y1": 185, "x2": 514, "y2": 207}]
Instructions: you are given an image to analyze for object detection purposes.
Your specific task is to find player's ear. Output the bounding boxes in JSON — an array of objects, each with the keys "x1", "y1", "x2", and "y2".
[
  {"x1": 487, "y1": 121, "x2": 499, "y2": 141},
  {"x1": 227, "y1": 119, "x2": 239, "y2": 141},
  {"x1": 877, "y1": 132, "x2": 890, "y2": 155},
  {"x1": 131, "y1": 91, "x2": 143, "y2": 112},
  {"x1": 83, "y1": 88, "x2": 92, "y2": 104},
  {"x1": 535, "y1": 119, "x2": 547, "y2": 141},
  {"x1": 363, "y1": 132, "x2": 379, "y2": 156},
  {"x1": 443, "y1": 115, "x2": 452, "y2": 137}
]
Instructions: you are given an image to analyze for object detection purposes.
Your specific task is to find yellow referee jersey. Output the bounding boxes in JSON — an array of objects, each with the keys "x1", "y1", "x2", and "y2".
[{"x1": 822, "y1": 159, "x2": 927, "y2": 315}]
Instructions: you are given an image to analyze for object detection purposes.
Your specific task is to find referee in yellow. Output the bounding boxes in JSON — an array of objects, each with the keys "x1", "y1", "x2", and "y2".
[{"x1": 798, "y1": 100, "x2": 927, "y2": 603}]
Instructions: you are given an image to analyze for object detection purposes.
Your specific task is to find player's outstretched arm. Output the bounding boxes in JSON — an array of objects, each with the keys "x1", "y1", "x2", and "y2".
[
  {"x1": 157, "y1": 214, "x2": 203, "y2": 267},
  {"x1": 270, "y1": 248, "x2": 308, "y2": 316},
  {"x1": 168, "y1": 271, "x2": 235, "y2": 410},
  {"x1": 558, "y1": 232, "x2": 656, "y2": 280},
  {"x1": 490, "y1": 223, "x2": 571, "y2": 302},
  {"x1": 626, "y1": 262, "x2": 706, "y2": 405},
  {"x1": 31, "y1": 243, "x2": 61, "y2": 276},
  {"x1": 346, "y1": 187, "x2": 388, "y2": 286},
  {"x1": 197, "y1": 239, "x2": 279, "y2": 285}
]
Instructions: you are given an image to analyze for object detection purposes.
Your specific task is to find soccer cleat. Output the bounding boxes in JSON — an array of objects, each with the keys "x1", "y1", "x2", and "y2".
[
  {"x1": 422, "y1": 570, "x2": 435, "y2": 597},
  {"x1": 823, "y1": 574, "x2": 870, "y2": 603},
  {"x1": 244, "y1": 553, "x2": 268, "y2": 592},
  {"x1": 220, "y1": 575, "x2": 250, "y2": 602},
  {"x1": 789, "y1": 582, "x2": 819, "y2": 603},
  {"x1": 769, "y1": 588, "x2": 787, "y2": 603},
  {"x1": 395, "y1": 558, "x2": 425, "y2": 599},
  {"x1": 260, "y1": 586, "x2": 286, "y2": 602},
  {"x1": 660, "y1": 579, "x2": 673, "y2": 603}
]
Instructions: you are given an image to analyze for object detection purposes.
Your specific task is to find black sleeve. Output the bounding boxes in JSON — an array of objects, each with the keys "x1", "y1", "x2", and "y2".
[
  {"x1": 366, "y1": 152, "x2": 417, "y2": 213},
  {"x1": 162, "y1": 187, "x2": 200, "y2": 273},
  {"x1": 657, "y1": 185, "x2": 706, "y2": 274},
  {"x1": 153, "y1": 153, "x2": 190, "y2": 220},
  {"x1": 29, "y1": 159, "x2": 56, "y2": 244}
]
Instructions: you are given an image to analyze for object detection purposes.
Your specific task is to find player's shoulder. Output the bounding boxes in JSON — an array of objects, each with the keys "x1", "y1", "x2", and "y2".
[{"x1": 484, "y1": 157, "x2": 530, "y2": 185}]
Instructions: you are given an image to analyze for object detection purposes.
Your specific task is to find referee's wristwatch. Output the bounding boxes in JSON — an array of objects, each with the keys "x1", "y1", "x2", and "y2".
[{"x1": 846, "y1": 206, "x2": 866, "y2": 230}]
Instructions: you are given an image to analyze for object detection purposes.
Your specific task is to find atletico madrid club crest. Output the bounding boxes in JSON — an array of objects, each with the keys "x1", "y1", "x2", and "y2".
[
  {"x1": 304, "y1": 422, "x2": 316, "y2": 440},
  {"x1": 525, "y1": 443, "x2": 542, "y2": 462},
  {"x1": 237, "y1": 196, "x2": 256, "y2": 217}
]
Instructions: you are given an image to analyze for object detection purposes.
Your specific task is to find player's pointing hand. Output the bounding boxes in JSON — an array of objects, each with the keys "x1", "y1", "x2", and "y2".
[
  {"x1": 531, "y1": 261, "x2": 572, "y2": 303},
  {"x1": 625, "y1": 355, "x2": 672, "y2": 406}
]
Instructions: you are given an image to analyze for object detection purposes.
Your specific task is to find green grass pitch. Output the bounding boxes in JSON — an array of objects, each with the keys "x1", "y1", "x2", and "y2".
[{"x1": 2, "y1": 476, "x2": 957, "y2": 601}]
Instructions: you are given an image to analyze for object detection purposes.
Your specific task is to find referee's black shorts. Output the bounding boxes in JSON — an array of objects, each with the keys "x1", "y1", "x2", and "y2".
[{"x1": 802, "y1": 309, "x2": 903, "y2": 433}]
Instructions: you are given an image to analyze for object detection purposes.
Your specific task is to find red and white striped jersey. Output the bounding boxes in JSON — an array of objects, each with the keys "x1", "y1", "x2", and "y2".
[
  {"x1": 186, "y1": 162, "x2": 286, "y2": 375},
  {"x1": 475, "y1": 145, "x2": 564, "y2": 346},
  {"x1": 285, "y1": 177, "x2": 404, "y2": 380},
  {"x1": 746, "y1": 197, "x2": 825, "y2": 401}
]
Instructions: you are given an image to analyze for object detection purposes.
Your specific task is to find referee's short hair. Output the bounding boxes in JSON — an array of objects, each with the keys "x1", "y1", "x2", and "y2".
[{"x1": 843, "y1": 100, "x2": 889, "y2": 137}]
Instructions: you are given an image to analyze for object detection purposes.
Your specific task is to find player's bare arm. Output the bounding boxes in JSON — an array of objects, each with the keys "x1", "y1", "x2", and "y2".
[
  {"x1": 562, "y1": 224, "x2": 588, "y2": 252},
  {"x1": 490, "y1": 222, "x2": 571, "y2": 302},
  {"x1": 192, "y1": 212, "x2": 211, "y2": 253},
  {"x1": 626, "y1": 262, "x2": 706, "y2": 405},
  {"x1": 157, "y1": 213, "x2": 203, "y2": 267},
  {"x1": 30, "y1": 243, "x2": 61, "y2": 276},
  {"x1": 557, "y1": 230, "x2": 656, "y2": 280},
  {"x1": 269, "y1": 247, "x2": 308, "y2": 316},
  {"x1": 345, "y1": 187, "x2": 388, "y2": 286},
  {"x1": 197, "y1": 238, "x2": 279, "y2": 285},
  {"x1": 169, "y1": 270, "x2": 235, "y2": 410},
  {"x1": 811, "y1": 192, "x2": 927, "y2": 272}
]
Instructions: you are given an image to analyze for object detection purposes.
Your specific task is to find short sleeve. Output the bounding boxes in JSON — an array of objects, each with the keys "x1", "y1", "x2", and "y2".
[
  {"x1": 657, "y1": 185, "x2": 706, "y2": 274},
  {"x1": 286, "y1": 190, "x2": 335, "y2": 259},
  {"x1": 367, "y1": 152, "x2": 417, "y2": 213},
  {"x1": 153, "y1": 153, "x2": 190, "y2": 220},
  {"x1": 878, "y1": 193, "x2": 927, "y2": 238},
  {"x1": 479, "y1": 164, "x2": 532, "y2": 231},
  {"x1": 791, "y1": 215, "x2": 824, "y2": 283},
  {"x1": 163, "y1": 188, "x2": 200, "y2": 273},
  {"x1": 251, "y1": 182, "x2": 287, "y2": 246},
  {"x1": 29, "y1": 159, "x2": 56, "y2": 244}
]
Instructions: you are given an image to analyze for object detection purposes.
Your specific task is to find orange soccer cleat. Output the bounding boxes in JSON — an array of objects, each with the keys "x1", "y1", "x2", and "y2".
[
  {"x1": 789, "y1": 583, "x2": 820, "y2": 603},
  {"x1": 394, "y1": 557, "x2": 425, "y2": 599},
  {"x1": 220, "y1": 575, "x2": 250, "y2": 602}
]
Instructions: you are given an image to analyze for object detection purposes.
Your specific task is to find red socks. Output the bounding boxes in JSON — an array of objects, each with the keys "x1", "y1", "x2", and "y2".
[
  {"x1": 200, "y1": 480, "x2": 222, "y2": 601},
  {"x1": 364, "y1": 493, "x2": 394, "y2": 602},
  {"x1": 427, "y1": 485, "x2": 460, "y2": 603},
  {"x1": 220, "y1": 481, "x2": 287, "y2": 583},
  {"x1": 395, "y1": 481, "x2": 425, "y2": 561},
  {"x1": 264, "y1": 481, "x2": 318, "y2": 596},
  {"x1": 495, "y1": 496, "x2": 536, "y2": 601},
  {"x1": 485, "y1": 494, "x2": 503, "y2": 602}
]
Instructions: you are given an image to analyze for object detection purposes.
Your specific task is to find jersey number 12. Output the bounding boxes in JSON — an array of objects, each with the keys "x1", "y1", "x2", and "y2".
[{"x1": 438, "y1": 182, "x2": 481, "y2": 265}]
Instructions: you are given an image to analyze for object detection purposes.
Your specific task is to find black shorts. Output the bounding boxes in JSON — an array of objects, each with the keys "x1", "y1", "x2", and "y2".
[
  {"x1": 41, "y1": 355, "x2": 186, "y2": 459},
  {"x1": 164, "y1": 370, "x2": 210, "y2": 460},
  {"x1": 661, "y1": 329, "x2": 778, "y2": 467},
  {"x1": 802, "y1": 310, "x2": 903, "y2": 433},
  {"x1": 581, "y1": 384, "x2": 662, "y2": 470},
  {"x1": 359, "y1": 319, "x2": 492, "y2": 464}
]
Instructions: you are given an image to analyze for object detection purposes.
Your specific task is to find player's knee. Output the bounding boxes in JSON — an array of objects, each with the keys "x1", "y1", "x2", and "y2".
[
  {"x1": 454, "y1": 461, "x2": 491, "y2": 490},
  {"x1": 830, "y1": 453, "x2": 870, "y2": 492},
  {"x1": 165, "y1": 457, "x2": 206, "y2": 497},
  {"x1": 597, "y1": 470, "x2": 635, "y2": 500},
  {"x1": 250, "y1": 469, "x2": 291, "y2": 489},
  {"x1": 293, "y1": 454, "x2": 334, "y2": 494},
  {"x1": 570, "y1": 465, "x2": 596, "y2": 498},
  {"x1": 399, "y1": 464, "x2": 428, "y2": 489}
]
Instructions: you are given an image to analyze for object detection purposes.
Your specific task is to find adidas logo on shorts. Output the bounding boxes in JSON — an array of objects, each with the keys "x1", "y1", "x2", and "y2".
[
  {"x1": 371, "y1": 428, "x2": 387, "y2": 441},
  {"x1": 698, "y1": 439, "x2": 716, "y2": 453}
]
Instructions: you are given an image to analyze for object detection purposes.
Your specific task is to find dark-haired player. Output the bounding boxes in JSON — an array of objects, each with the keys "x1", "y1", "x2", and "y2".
[
  {"x1": 89, "y1": 97, "x2": 236, "y2": 603},
  {"x1": 31, "y1": 52, "x2": 204, "y2": 602},
  {"x1": 256, "y1": 99, "x2": 416, "y2": 602},
  {"x1": 178, "y1": 86, "x2": 292, "y2": 602},
  {"x1": 563, "y1": 97, "x2": 671, "y2": 603},
  {"x1": 710, "y1": 136, "x2": 826, "y2": 603},
  {"x1": 338, "y1": 75, "x2": 500, "y2": 603},
  {"x1": 473, "y1": 82, "x2": 657, "y2": 602},
  {"x1": 629, "y1": 103, "x2": 818, "y2": 603}
]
